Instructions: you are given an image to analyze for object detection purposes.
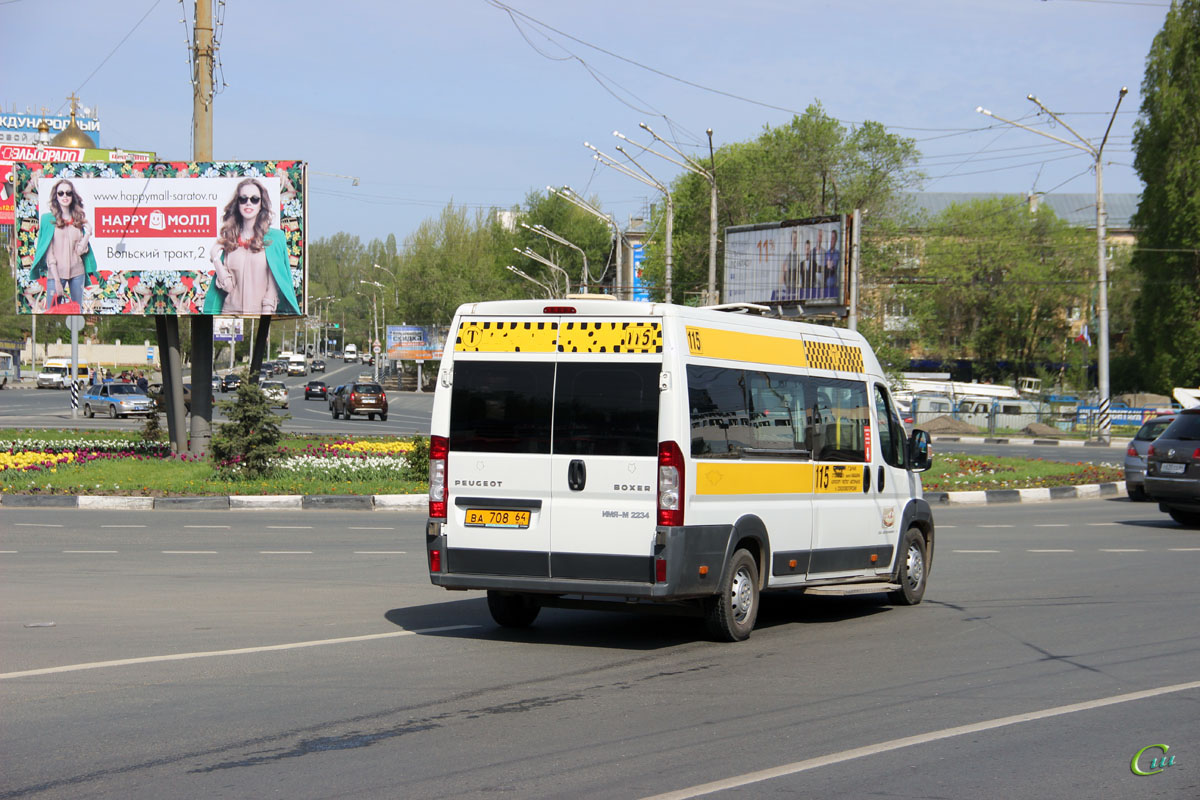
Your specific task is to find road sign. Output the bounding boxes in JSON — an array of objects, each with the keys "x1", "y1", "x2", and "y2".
[
  {"x1": 372, "y1": 344, "x2": 382, "y2": 355},
  {"x1": 66, "y1": 315, "x2": 86, "y2": 333}
]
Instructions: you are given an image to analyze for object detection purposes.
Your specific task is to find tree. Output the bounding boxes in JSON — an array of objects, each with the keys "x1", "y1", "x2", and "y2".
[
  {"x1": 894, "y1": 197, "x2": 1094, "y2": 376},
  {"x1": 1129, "y1": 0, "x2": 1200, "y2": 392},
  {"x1": 638, "y1": 103, "x2": 922, "y2": 300}
]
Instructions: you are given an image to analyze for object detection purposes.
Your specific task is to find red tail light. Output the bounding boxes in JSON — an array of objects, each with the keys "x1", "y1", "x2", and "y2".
[
  {"x1": 429, "y1": 549, "x2": 442, "y2": 573},
  {"x1": 655, "y1": 558, "x2": 667, "y2": 583},
  {"x1": 657, "y1": 440, "x2": 684, "y2": 527},
  {"x1": 543, "y1": 306, "x2": 577, "y2": 314},
  {"x1": 350, "y1": 392, "x2": 358, "y2": 402},
  {"x1": 429, "y1": 435, "x2": 449, "y2": 519},
  {"x1": 1193, "y1": 448, "x2": 1200, "y2": 461},
  {"x1": 1127, "y1": 446, "x2": 1138, "y2": 457},
  {"x1": 1148, "y1": 445, "x2": 1156, "y2": 456}
]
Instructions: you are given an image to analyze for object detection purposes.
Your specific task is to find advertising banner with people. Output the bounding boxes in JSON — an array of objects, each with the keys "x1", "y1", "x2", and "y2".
[
  {"x1": 724, "y1": 215, "x2": 847, "y2": 310},
  {"x1": 12, "y1": 159, "x2": 306, "y2": 317}
]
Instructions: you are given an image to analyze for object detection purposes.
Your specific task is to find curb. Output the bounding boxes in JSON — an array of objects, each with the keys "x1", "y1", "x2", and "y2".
[
  {"x1": 931, "y1": 435, "x2": 1126, "y2": 449},
  {"x1": 924, "y1": 481, "x2": 1124, "y2": 505}
]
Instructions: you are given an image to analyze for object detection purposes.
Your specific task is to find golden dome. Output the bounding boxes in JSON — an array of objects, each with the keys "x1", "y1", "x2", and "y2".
[{"x1": 51, "y1": 118, "x2": 96, "y2": 148}]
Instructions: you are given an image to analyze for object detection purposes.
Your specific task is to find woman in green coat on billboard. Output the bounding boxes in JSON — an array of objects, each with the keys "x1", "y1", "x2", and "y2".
[
  {"x1": 30, "y1": 178, "x2": 98, "y2": 311},
  {"x1": 203, "y1": 177, "x2": 299, "y2": 316}
]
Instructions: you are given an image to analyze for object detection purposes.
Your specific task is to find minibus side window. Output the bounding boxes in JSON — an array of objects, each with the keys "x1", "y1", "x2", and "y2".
[
  {"x1": 746, "y1": 371, "x2": 811, "y2": 454},
  {"x1": 553, "y1": 363, "x2": 659, "y2": 457},
  {"x1": 687, "y1": 365, "x2": 752, "y2": 457},
  {"x1": 873, "y1": 383, "x2": 908, "y2": 468},
  {"x1": 810, "y1": 379, "x2": 868, "y2": 462},
  {"x1": 449, "y1": 361, "x2": 553, "y2": 454}
]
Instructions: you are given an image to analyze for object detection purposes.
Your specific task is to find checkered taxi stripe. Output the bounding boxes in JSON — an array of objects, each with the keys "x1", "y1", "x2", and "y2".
[
  {"x1": 804, "y1": 340, "x2": 864, "y2": 372},
  {"x1": 454, "y1": 320, "x2": 661, "y2": 354}
]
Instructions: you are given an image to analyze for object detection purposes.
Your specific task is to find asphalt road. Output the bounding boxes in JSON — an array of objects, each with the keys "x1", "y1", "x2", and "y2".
[
  {"x1": 2, "y1": 499, "x2": 1197, "y2": 798},
  {"x1": 0, "y1": 360, "x2": 434, "y2": 436}
]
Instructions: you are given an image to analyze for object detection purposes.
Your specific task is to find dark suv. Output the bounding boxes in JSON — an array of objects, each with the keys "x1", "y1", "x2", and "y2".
[
  {"x1": 329, "y1": 382, "x2": 388, "y2": 421},
  {"x1": 1144, "y1": 408, "x2": 1200, "y2": 527}
]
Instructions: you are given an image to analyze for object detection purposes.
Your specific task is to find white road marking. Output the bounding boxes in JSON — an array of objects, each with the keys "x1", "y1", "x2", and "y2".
[
  {"x1": 952, "y1": 549, "x2": 999, "y2": 553},
  {"x1": 0, "y1": 550, "x2": 18, "y2": 554},
  {"x1": 1088, "y1": 522, "x2": 1120, "y2": 527},
  {"x1": 15, "y1": 523, "x2": 63, "y2": 528},
  {"x1": 641, "y1": 680, "x2": 1200, "y2": 800},
  {"x1": 259, "y1": 550, "x2": 312, "y2": 554},
  {"x1": 1169, "y1": 547, "x2": 1200, "y2": 552},
  {"x1": 1027, "y1": 549, "x2": 1074, "y2": 553},
  {"x1": 0, "y1": 626, "x2": 482, "y2": 680},
  {"x1": 162, "y1": 550, "x2": 218, "y2": 554},
  {"x1": 62, "y1": 550, "x2": 118, "y2": 554}
]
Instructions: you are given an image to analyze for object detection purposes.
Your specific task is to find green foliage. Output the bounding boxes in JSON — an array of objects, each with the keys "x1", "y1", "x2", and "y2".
[
  {"x1": 140, "y1": 410, "x2": 165, "y2": 444},
  {"x1": 1129, "y1": 0, "x2": 1200, "y2": 392},
  {"x1": 639, "y1": 103, "x2": 922, "y2": 301},
  {"x1": 210, "y1": 374, "x2": 288, "y2": 478},
  {"x1": 893, "y1": 197, "x2": 1093, "y2": 377},
  {"x1": 403, "y1": 435, "x2": 430, "y2": 482}
]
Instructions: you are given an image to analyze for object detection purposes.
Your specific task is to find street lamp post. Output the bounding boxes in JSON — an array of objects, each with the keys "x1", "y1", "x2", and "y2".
[
  {"x1": 505, "y1": 265, "x2": 553, "y2": 298},
  {"x1": 977, "y1": 87, "x2": 1127, "y2": 444},
  {"x1": 585, "y1": 141, "x2": 673, "y2": 302},
  {"x1": 360, "y1": 280, "x2": 386, "y2": 380},
  {"x1": 549, "y1": 186, "x2": 623, "y2": 298},
  {"x1": 521, "y1": 222, "x2": 589, "y2": 291},
  {"x1": 616, "y1": 124, "x2": 719, "y2": 304},
  {"x1": 513, "y1": 247, "x2": 571, "y2": 296}
]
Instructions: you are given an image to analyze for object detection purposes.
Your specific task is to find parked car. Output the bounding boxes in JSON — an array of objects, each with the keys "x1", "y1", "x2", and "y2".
[
  {"x1": 260, "y1": 380, "x2": 289, "y2": 409},
  {"x1": 329, "y1": 381, "x2": 388, "y2": 421},
  {"x1": 80, "y1": 382, "x2": 156, "y2": 419},
  {"x1": 211, "y1": 374, "x2": 221, "y2": 392},
  {"x1": 1144, "y1": 408, "x2": 1200, "y2": 527},
  {"x1": 1124, "y1": 412, "x2": 1177, "y2": 501},
  {"x1": 310, "y1": 359, "x2": 326, "y2": 373},
  {"x1": 147, "y1": 383, "x2": 193, "y2": 414},
  {"x1": 221, "y1": 373, "x2": 242, "y2": 392},
  {"x1": 304, "y1": 380, "x2": 328, "y2": 400}
]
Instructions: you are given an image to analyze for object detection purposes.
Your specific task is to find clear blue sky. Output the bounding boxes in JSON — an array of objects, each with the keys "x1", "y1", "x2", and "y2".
[{"x1": 4, "y1": 0, "x2": 1168, "y2": 244}]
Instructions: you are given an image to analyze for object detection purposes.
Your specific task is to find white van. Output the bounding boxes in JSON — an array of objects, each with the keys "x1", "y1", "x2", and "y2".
[
  {"x1": 426, "y1": 299, "x2": 935, "y2": 641},
  {"x1": 343, "y1": 344, "x2": 358, "y2": 363},
  {"x1": 286, "y1": 353, "x2": 308, "y2": 377},
  {"x1": 36, "y1": 358, "x2": 90, "y2": 389}
]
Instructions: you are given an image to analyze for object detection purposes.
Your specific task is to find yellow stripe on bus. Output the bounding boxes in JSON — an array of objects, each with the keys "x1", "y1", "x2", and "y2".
[
  {"x1": 454, "y1": 320, "x2": 559, "y2": 352},
  {"x1": 696, "y1": 462, "x2": 814, "y2": 495},
  {"x1": 685, "y1": 326, "x2": 864, "y2": 372}
]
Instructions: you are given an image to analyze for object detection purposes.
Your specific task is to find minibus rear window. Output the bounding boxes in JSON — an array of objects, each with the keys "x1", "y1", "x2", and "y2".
[
  {"x1": 553, "y1": 363, "x2": 659, "y2": 457},
  {"x1": 450, "y1": 361, "x2": 553, "y2": 453}
]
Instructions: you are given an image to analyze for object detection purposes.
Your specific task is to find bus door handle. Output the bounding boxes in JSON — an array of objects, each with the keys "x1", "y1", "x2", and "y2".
[
  {"x1": 877, "y1": 465, "x2": 886, "y2": 492},
  {"x1": 568, "y1": 459, "x2": 587, "y2": 491}
]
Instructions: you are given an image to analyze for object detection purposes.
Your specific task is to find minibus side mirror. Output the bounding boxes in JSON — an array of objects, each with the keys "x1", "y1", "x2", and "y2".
[{"x1": 908, "y1": 429, "x2": 932, "y2": 472}]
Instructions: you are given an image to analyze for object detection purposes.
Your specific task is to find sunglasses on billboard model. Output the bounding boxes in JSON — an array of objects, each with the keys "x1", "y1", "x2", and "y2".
[
  {"x1": 238, "y1": 195, "x2": 262, "y2": 205},
  {"x1": 56, "y1": 190, "x2": 73, "y2": 197}
]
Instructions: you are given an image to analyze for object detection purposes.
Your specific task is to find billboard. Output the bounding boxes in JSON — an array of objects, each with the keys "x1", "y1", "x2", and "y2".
[
  {"x1": 0, "y1": 112, "x2": 102, "y2": 147},
  {"x1": 386, "y1": 325, "x2": 435, "y2": 361},
  {"x1": 13, "y1": 160, "x2": 306, "y2": 318},
  {"x1": 214, "y1": 317, "x2": 245, "y2": 342},
  {"x1": 724, "y1": 215, "x2": 847, "y2": 310},
  {"x1": 1, "y1": 146, "x2": 154, "y2": 225}
]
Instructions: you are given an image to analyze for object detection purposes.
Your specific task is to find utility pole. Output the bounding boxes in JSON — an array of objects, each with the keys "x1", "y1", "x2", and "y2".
[
  {"x1": 977, "y1": 87, "x2": 1127, "y2": 444},
  {"x1": 188, "y1": 0, "x2": 215, "y2": 455}
]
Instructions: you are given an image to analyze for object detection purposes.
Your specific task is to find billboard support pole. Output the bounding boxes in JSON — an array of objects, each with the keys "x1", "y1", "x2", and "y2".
[
  {"x1": 849, "y1": 209, "x2": 861, "y2": 331},
  {"x1": 155, "y1": 317, "x2": 179, "y2": 450},
  {"x1": 250, "y1": 314, "x2": 271, "y2": 381},
  {"x1": 161, "y1": 316, "x2": 187, "y2": 453},
  {"x1": 188, "y1": 0, "x2": 215, "y2": 456}
]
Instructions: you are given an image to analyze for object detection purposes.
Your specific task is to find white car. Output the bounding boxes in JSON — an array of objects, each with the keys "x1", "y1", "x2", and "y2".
[{"x1": 260, "y1": 380, "x2": 289, "y2": 409}]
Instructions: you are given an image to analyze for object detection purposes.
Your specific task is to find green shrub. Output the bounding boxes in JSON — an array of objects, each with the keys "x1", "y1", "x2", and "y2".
[
  {"x1": 210, "y1": 376, "x2": 288, "y2": 479},
  {"x1": 403, "y1": 435, "x2": 430, "y2": 481}
]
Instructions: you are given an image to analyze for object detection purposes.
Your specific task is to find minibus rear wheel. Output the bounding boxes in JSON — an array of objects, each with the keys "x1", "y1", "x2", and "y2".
[
  {"x1": 704, "y1": 548, "x2": 759, "y2": 642},
  {"x1": 487, "y1": 591, "x2": 541, "y2": 628}
]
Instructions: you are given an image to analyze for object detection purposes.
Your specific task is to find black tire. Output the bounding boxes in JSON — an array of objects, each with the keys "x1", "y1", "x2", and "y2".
[
  {"x1": 84, "y1": 404, "x2": 94, "y2": 418},
  {"x1": 486, "y1": 591, "x2": 541, "y2": 628},
  {"x1": 107, "y1": 404, "x2": 118, "y2": 419},
  {"x1": 888, "y1": 528, "x2": 928, "y2": 606},
  {"x1": 380, "y1": 414, "x2": 388, "y2": 422},
  {"x1": 368, "y1": 413, "x2": 376, "y2": 421},
  {"x1": 703, "y1": 548, "x2": 760, "y2": 642},
  {"x1": 331, "y1": 407, "x2": 338, "y2": 419},
  {"x1": 1168, "y1": 509, "x2": 1200, "y2": 528},
  {"x1": 1127, "y1": 484, "x2": 1147, "y2": 502}
]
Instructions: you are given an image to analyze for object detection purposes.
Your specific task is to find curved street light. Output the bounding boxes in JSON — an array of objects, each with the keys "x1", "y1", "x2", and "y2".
[
  {"x1": 584, "y1": 141, "x2": 673, "y2": 302},
  {"x1": 520, "y1": 222, "x2": 589, "y2": 290},
  {"x1": 549, "y1": 186, "x2": 623, "y2": 298},
  {"x1": 505, "y1": 265, "x2": 553, "y2": 298},
  {"x1": 513, "y1": 246, "x2": 570, "y2": 296}
]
